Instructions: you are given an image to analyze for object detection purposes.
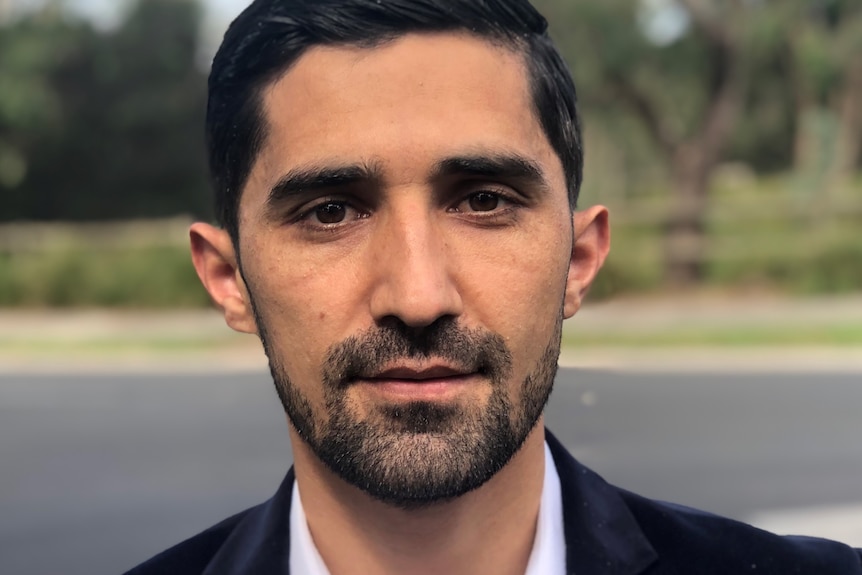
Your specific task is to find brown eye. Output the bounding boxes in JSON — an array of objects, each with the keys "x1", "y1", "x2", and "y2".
[
  {"x1": 468, "y1": 192, "x2": 500, "y2": 212},
  {"x1": 315, "y1": 202, "x2": 347, "y2": 224}
]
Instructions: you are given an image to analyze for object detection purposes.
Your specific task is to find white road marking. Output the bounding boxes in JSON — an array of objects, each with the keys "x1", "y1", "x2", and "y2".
[{"x1": 747, "y1": 503, "x2": 862, "y2": 547}]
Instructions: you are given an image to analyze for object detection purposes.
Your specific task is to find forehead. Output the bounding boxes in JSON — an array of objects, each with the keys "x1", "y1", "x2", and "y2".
[{"x1": 248, "y1": 32, "x2": 561, "y2": 199}]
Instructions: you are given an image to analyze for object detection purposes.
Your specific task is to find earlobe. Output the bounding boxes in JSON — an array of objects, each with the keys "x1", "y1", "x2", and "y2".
[
  {"x1": 563, "y1": 206, "x2": 610, "y2": 319},
  {"x1": 189, "y1": 223, "x2": 258, "y2": 334}
]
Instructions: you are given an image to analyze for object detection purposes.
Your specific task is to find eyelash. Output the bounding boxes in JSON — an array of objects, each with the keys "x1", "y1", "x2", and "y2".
[
  {"x1": 291, "y1": 188, "x2": 521, "y2": 228},
  {"x1": 449, "y1": 189, "x2": 520, "y2": 215},
  {"x1": 294, "y1": 199, "x2": 368, "y2": 227}
]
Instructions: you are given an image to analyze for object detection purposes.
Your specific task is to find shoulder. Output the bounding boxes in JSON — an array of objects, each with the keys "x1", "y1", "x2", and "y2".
[
  {"x1": 545, "y1": 430, "x2": 861, "y2": 574},
  {"x1": 123, "y1": 506, "x2": 258, "y2": 575},
  {"x1": 124, "y1": 469, "x2": 295, "y2": 574},
  {"x1": 619, "y1": 489, "x2": 862, "y2": 574}
]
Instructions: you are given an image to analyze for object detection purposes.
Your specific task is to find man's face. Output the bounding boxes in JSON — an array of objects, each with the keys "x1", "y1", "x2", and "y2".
[{"x1": 210, "y1": 33, "x2": 601, "y2": 507}]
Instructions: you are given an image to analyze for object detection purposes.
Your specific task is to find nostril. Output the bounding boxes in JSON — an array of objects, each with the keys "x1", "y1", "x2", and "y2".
[{"x1": 368, "y1": 251, "x2": 464, "y2": 326}]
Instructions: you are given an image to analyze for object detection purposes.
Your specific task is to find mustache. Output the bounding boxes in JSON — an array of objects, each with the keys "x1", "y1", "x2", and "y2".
[{"x1": 322, "y1": 317, "x2": 513, "y2": 389}]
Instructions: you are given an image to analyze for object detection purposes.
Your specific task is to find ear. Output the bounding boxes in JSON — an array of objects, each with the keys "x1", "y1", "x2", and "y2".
[
  {"x1": 563, "y1": 205, "x2": 610, "y2": 319},
  {"x1": 189, "y1": 223, "x2": 257, "y2": 334}
]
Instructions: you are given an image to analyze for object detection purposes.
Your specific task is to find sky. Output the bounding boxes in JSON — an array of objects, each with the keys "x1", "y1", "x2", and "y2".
[
  {"x1": 9, "y1": 0, "x2": 256, "y2": 60},
  {"x1": 11, "y1": 0, "x2": 252, "y2": 33},
  {"x1": 10, "y1": 0, "x2": 689, "y2": 45}
]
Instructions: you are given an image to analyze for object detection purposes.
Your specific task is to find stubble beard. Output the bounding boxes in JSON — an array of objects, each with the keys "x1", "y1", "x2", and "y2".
[{"x1": 253, "y1": 306, "x2": 563, "y2": 510}]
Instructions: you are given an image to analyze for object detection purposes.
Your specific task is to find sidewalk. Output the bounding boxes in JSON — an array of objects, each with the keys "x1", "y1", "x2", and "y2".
[
  {"x1": 1, "y1": 293, "x2": 860, "y2": 373},
  {"x1": 559, "y1": 292, "x2": 862, "y2": 372},
  {"x1": 0, "y1": 308, "x2": 265, "y2": 372},
  {"x1": 567, "y1": 292, "x2": 862, "y2": 334}
]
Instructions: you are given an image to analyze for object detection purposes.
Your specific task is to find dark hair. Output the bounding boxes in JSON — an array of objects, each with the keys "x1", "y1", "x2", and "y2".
[{"x1": 207, "y1": 0, "x2": 582, "y2": 244}]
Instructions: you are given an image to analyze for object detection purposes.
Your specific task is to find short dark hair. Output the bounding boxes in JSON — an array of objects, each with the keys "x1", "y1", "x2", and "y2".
[{"x1": 207, "y1": 0, "x2": 582, "y2": 244}]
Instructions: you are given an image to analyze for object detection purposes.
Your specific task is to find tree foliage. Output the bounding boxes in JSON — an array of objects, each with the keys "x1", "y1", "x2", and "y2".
[
  {"x1": 536, "y1": 0, "x2": 860, "y2": 285},
  {"x1": 0, "y1": 0, "x2": 210, "y2": 222},
  {"x1": 781, "y1": 0, "x2": 862, "y2": 186},
  {"x1": 1, "y1": 0, "x2": 859, "y2": 289}
]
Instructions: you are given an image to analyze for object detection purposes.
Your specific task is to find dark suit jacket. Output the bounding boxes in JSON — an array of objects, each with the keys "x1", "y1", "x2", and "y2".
[{"x1": 126, "y1": 431, "x2": 862, "y2": 574}]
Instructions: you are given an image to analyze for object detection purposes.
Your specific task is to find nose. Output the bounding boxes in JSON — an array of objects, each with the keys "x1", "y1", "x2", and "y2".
[{"x1": 368, "y1": 207, "x2": 463, "y2": 328}]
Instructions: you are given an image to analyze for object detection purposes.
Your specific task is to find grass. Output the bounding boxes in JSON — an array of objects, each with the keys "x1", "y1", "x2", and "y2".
[
  {"x1": 0, "y1": 333, "x2": 262, "y2": 365},
  {"x1": 2, "y1": 316, "x2": 859, "y2": 359},
  {"x1": 562, "y1": 324, "x2": 862, "y2": 348},
  {"x1": 0, "y1": 337, "x2": 244, "y2": 353}
]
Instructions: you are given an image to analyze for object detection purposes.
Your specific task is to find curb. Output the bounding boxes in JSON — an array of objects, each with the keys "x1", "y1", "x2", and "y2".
[{"x1": 3, "y1": 344, "x2": 861, "y2": 375}]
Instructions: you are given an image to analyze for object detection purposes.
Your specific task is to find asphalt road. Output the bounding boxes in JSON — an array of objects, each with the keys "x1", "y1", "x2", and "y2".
[{"x1": 1, "y1": 369, "x2": 861, "y2": 575}]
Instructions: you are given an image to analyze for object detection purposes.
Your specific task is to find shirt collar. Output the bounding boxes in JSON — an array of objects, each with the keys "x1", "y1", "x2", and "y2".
[
  {"x1": 289, "y1": 481, "x2": 330, "y2": 575},
  {"x1": 524, "y1": 440, "x2": 568, "y2": 575},
  {"x1": 290, "y1": 441, "x2": 568, "y2": 575}
]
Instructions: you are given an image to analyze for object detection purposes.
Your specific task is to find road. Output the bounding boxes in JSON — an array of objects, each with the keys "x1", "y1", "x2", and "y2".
[{"x1": 1, "y1": 369, "x2": 861, "y2": 575}]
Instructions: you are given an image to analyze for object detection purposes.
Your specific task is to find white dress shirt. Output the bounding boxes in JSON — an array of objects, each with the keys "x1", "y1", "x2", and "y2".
[{"x1": 290, "y1": 441, "x2": 567, "y2": 575}]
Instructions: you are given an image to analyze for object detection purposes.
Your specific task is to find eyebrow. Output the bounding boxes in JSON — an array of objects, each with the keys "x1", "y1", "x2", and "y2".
[
  {"x1": 431, "y1": 153, "x2": 550, "y2": 192},
  {"x1": 266, "y1": 162, "x2": 382, "y2": 209},
  {"x1": 264, "y1": 152, "x2": 550, "y2": 213}
]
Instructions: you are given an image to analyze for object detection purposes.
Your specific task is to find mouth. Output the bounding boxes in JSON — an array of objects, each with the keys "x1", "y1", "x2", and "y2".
[{"x1": 354, "y1": 363, "x2": 483, "y2": 401}]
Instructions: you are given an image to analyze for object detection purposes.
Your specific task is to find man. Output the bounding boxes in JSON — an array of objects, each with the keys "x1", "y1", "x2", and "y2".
[{"x1": 127, "y1": 0, "x2": 862, "y2": 573}]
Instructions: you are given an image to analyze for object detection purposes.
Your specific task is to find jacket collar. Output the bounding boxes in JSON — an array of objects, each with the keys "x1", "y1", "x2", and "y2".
[{"x1": 205, "y1": 431, "x2": 658, "y2": 575}]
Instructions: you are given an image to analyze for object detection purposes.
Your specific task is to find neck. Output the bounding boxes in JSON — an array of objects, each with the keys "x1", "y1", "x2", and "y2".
[{"x1": 290, "y1": 422, "x2": 547, "y2": 575}]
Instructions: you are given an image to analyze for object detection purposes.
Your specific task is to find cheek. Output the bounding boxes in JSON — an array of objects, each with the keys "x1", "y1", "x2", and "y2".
[
  {"x1": 243, "y1": 246, "x2": 350, "y2": 400},
  {"x1": 498, "y1": 270, "x2": 566, "y2": 375},
  {"x1": 457, "y1": 220, "x2": 571, "y2": 369}
]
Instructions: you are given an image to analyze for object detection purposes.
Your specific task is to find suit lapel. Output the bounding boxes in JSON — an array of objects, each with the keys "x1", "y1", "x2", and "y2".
[
  {"x1": 202, "y1": 468, "x2": 295, "y2": 575},
  {"x1": 202, "y1": 435, "x2": 658, "y2": 575},
  {"x1": 547, "y1": 431, "x2": 658, "y2": 575}
]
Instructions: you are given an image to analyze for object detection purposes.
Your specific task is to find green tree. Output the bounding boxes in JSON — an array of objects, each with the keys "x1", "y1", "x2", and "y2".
[
  {"x1": 1, "y1": 0, "x2": 211, "y2": 222},
  {"x1": 781, "y1": 0, "x2": 862, "y2": 190},
  {"x1": 538, "y1": 0, "x2": 768, "y2": 286},
  {"x1": 0, "y1": 8, "x2": 76, "y2": 204}
]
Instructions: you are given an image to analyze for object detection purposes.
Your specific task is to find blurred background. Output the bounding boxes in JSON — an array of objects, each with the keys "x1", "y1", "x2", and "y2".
[
  {"x1": 0, "y1": 1, "x2": 861, "y2": 574},
  {"x1": 0, "y1": 0, "x2": 860, "y2": 308}
]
